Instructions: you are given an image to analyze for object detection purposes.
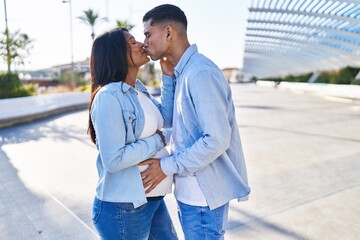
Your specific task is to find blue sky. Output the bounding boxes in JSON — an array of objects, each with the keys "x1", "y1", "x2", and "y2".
[{"x1": 0, "y1": 0, "x2": 251, "y2": 71}]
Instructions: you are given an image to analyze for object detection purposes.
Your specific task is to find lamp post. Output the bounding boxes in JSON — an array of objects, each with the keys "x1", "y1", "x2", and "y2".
[
  {"x1": 3, "y1": 0, "x2": 11, "y2": 73},
  {"x1": 62, "y1": 0, "x2": 75, "y2": 89}
]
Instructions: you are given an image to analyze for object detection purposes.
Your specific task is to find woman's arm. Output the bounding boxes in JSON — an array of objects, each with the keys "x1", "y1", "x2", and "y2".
[{"x1": 91, "y1": 91, "x2": 164, "y2": 173}]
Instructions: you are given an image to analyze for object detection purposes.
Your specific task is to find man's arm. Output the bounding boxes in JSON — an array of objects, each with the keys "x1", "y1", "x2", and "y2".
[
  {"x1": 161, "y1": 70, "x2": 232, "y2": 176},
  {"x1": 139, "y1": 159, "x2": 166, "y2": 194}
]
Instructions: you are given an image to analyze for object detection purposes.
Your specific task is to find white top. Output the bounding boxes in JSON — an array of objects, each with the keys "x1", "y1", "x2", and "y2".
[
  {"x1": 170, "y1": 114, "x2": 208, "y2": 206},
  {"x1": 137, "y1": 90, "x2": 173, "y2": 197},
  {"x1": 174, "y1": 174, "x2": 208, "y2": 206}
]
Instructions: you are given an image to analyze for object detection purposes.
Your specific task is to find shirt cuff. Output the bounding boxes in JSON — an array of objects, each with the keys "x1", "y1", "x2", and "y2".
[{"x1": 160, "y1": 155, "x2": 177, "y2": 176}]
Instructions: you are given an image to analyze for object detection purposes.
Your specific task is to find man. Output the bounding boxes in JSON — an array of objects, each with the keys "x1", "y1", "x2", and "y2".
[{"x1": 140, "y1": 4, "x2": 250, "y2": 239}]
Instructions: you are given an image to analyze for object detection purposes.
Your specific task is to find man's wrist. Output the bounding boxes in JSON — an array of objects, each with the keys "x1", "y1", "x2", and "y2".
[{"x1": 160, "y1": 156, "x2": 176, "y2": 175}]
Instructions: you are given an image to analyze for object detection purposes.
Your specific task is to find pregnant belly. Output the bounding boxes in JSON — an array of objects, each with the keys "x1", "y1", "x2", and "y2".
[{"x1": 138, "y1": 147, "x2": 173, "y2": 197}]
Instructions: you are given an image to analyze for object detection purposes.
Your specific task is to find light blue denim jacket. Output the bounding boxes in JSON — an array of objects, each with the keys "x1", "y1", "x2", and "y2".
[
  {"x1": 91, "y1": 77, "x2": 175, "y2": 207},
  {"x1": 161, "y1": 45, "x2": 251, "y2": 210}
]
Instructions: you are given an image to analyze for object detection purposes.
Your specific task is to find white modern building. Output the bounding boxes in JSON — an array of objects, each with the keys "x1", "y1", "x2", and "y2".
[{"x1": 243, "y1": 0, "x2": 360, "y2": 79}]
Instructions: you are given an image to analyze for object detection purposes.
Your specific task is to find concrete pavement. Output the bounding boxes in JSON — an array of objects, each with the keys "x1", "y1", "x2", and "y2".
[{"x1": 1, "y1": 83, "x2": 360, "y2": 239}]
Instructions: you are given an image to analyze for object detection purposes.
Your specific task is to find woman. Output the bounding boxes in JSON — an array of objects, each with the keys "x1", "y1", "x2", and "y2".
[{"x1": 88, "y1": 28, "x2": 177, "y2": 240}]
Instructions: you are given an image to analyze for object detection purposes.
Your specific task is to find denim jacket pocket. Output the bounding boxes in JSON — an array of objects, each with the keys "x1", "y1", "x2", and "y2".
[{"x1": 122, "y1": 110, "x2": 137, "y2": 143}]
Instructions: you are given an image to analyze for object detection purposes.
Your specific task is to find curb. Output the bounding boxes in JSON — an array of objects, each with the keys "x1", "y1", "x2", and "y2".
[{"x1": 0, "y1": 92, "x2": 90, "y2": 129}]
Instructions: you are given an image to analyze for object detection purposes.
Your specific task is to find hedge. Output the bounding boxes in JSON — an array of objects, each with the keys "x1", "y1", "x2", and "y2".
[
  {"x1": 0, "y1": 73, "x2": 37, "y2": 99},
  {"x1": 261, "y1": 66, "x2": 360, "y2": 85}
]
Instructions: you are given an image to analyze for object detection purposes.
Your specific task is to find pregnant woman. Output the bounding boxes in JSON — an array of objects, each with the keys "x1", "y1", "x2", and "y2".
[{"x1": 88, "y1": 27, "x2": 177, "y2": 240}]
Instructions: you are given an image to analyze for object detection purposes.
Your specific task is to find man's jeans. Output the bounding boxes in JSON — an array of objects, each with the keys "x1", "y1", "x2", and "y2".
[
  {"x1": 177, "y1": 201, "x2": 229, "y2": 240},
  {"x1": 93, "y1": 198, "x2": 178, "y2": 240}
]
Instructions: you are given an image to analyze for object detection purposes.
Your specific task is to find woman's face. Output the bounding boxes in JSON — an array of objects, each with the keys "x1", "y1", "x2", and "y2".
[{"x1": 124, "y1": 31, "x2": 150, "y2": 68}]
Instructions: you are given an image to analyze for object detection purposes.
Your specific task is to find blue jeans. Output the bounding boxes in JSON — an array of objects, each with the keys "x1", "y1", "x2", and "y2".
[
  {"x1": 93, "y1": 198, "x2": 178, "y2": 240},
  {"x1": 177, "y1": 201, "x2": 229, "y2": 240}
]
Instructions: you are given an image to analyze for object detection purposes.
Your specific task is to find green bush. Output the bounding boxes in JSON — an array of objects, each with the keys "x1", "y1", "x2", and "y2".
[
  {"x1": 316, "y1": 71, "x2": 338, "y2": 84},
  {"x1": 351, "y1": 78, "x2": 360, "y2": 85},
  {"x1": 337, "y1": 66, "x2": 359, "y2": 85},
  {"x1": 262, "y1": 66, "x2": 360, "y2": 85},
  {"x1": 0, "y1": 73, "x2": 37, "y2": 99}
]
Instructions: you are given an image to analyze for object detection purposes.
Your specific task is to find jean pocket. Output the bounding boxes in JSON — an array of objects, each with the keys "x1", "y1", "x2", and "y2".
[
  {"x1": 123, "y1": 202, "x2": 147, "y2": 213},
  {"x1": 92, "y1": 198, "x2": 103, "y2": 224}
]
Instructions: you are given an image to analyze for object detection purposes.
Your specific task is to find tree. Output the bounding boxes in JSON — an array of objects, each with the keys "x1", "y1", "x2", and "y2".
[
  {"x1": 0, "y1": 28, "x2": 33, "y2": 73},
  {"x1": 78, "y1": 9, "x2": 107, "y2": 41},
  {"x1": 116, "y1": 20, "x2": 135, "y2": 31}
]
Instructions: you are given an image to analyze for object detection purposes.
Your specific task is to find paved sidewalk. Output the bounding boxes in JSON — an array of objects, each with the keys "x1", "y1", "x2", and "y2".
[
  {"x1": 1, "y1": 84, "x2": 359, "y2": 239},
  {"x1": 0, "y1": 150, "x2": 98, "y2": 240}
]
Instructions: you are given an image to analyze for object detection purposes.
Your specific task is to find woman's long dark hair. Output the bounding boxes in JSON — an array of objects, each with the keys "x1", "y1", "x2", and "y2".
[{"x1": 88, "y1": 28, "x2": 129, "y2": 144}]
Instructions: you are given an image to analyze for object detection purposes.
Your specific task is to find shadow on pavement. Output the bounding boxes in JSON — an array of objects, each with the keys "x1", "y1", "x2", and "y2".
[
  {"x1": 227, "y1": 206, "x2": 310, "y2": 240},
  {"x1": 0, "y1": 109, "x2": 98, "y2": 239}
]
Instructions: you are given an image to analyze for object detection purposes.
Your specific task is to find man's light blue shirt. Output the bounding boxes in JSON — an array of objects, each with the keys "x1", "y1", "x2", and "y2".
[
  {"x1": 91, "y1": 77, "x2": 175, "y2": 208},
  {"x1": 161, "y1": 44, "x2": 251, "y2": 210}
]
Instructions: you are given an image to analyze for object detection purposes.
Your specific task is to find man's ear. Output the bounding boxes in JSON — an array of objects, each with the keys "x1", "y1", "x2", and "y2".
[{"x1": 166, "y1": 26, "x2": 173, "y2": 39}]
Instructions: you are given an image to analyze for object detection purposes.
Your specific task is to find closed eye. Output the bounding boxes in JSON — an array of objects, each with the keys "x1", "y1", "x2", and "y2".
[{"x1": 128, "y1": 37, "x2": 137, "y2": 45}]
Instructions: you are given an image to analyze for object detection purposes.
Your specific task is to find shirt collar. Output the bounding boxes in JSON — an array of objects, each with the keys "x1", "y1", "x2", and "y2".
[
  {"x1": 135, "y1": 80, "x2": 148, "y2": 92},
  {"x1": 120, "y1": 81, "x2": 132, "y2": 92},
  {"x1": 112, "y1": 80, "x2": 139, "y2": 94},
  {"x1": 174, "y1": 44, "x2": 198, "y2": 78}
]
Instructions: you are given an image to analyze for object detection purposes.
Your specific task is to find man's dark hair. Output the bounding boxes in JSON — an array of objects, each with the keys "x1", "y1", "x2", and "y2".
[{"x1": 143, "y1": 4, "x2": 187, "y2": 30}]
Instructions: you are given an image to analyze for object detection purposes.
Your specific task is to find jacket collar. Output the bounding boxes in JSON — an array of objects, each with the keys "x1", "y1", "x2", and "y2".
[
  {"x1": 174, "y1": 44, "x2": 198, "y2": 78},
  {"x1": 111, "y1": 79, "x2": 145, "y2": 94}
]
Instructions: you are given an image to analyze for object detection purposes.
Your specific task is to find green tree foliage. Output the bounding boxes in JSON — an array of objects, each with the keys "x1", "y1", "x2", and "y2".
[
  {"x1": 261, "y1": 66, "x2": 360, "y2": 85},
  {"x1": 282, "y1": 73, "x2": 312, "y2": 82},
  {"x1": 116, "y1": 20, "x2": 135, "y2": 31},
  {"x1": 78, "y1": 9, "x2": 107, "y2": 41},
  {"x1": 0, "y1": 29, "x2": 33, "y2": 73},
  {"x1": 338, "y1": 66, "x2": 359, "y2": 84},
  {"x1": 0, "y1": 73, "x2": 37, "y2": 99},
  {"x1": 316, "y1": 70, "x2": 338, "y2": 84}
]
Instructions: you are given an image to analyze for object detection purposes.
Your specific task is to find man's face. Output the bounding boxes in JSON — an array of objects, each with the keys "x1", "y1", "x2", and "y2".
[{"x1": 143, "y1": 20, "x2": 169, "y2": 61}]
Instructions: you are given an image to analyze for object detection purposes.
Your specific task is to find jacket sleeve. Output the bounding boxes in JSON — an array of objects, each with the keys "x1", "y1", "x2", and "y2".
[
  {"x1": 161, "y1": 71, "x2": 232, "y2": 175},
  {"x1": 91, "y1": 91, "x2": 164, "y2": 173},
  {"x1": 149, "y1": 75, "x2": 175, "y2": 128}
]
